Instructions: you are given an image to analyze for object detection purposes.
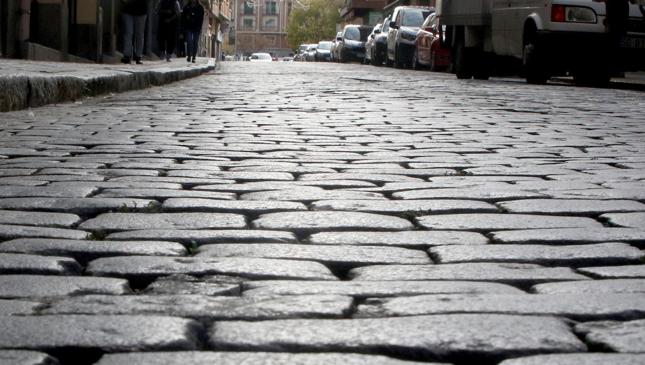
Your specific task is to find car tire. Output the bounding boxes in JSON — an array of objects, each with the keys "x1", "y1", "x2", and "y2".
[
  {"x1": 523, "y1": 26, "x2": 548, "y2": 85},
  {"x1": 573, "y1": 69, "x2": 610, "y2": 88}
]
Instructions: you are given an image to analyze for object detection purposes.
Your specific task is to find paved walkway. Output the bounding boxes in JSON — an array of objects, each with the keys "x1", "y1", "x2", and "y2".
[
  {"x1": 0, "y1": 62, "x2": 644, "y2": 365},
  {"x1": 0, "y1": 58, "x2": 215, "y2": 112}
]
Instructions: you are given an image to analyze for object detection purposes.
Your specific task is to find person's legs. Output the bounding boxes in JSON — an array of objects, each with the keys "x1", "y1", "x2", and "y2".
[
  {"x1": 121, "y1": 14, "x2": 134, "y2": 62},
  {"x1": 185, "y1": 31, "x2": 194, "y2": 61},
  {"x1": 133, "y1": 14, "x2": 147, "y2": 63},
  {"x1": 189, "y1": 31, "x2": 200, "y2": 61}
]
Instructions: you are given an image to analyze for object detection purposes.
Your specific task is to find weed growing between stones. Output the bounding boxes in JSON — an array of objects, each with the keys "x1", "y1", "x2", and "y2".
[{"x1": 86, "y1": 230, "x2": 107, "y2": 241}]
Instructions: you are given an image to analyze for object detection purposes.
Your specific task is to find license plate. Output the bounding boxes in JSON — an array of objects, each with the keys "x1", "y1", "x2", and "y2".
[{"x1": 620, "y1": 36, "x2": 645, "y2": 49}]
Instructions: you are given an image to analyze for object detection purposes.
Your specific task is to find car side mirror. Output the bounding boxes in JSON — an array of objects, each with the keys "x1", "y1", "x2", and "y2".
[
  {"x1": 336, "y1": 37, "x2": 342, "y2": 41},
  {"x1": 389, "y1": 21, "x2": 398, "y2": 29},
  {"x1": 374, "y1": 29, "x2": 381, "y2": 34}
]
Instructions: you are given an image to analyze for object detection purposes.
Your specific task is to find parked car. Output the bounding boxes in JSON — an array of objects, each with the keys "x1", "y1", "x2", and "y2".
[
  {"x1": 387, "y1": 6, "x2": 433, "y2": 68},
  {"x1": 337, "y1": 24, "x2": 373, "y2": 63},
  {"x1": 315, "y1": 41, "x2": 333, "y2": 61},
  {"x1": 331, "y1": 32, "x2": 342, "y2": 61},
  {"x1": 249, "y1": 53, "x2": 273, "y2": 62},
  {"x1": 305, "y1": 44, "x2": 318, "y2": 62},
  {"x1": 369, "y1": 16, "x2": 390, "y2": 66},
  {"x1": 364, "y1": 24, "x2": 382, "y2": 64},
  {"x1": 413, "y1": 12, "x2": 450, "y2": 71},
  {"x1": 294, "y1": 44, "x2": 308, "y2": 61}
]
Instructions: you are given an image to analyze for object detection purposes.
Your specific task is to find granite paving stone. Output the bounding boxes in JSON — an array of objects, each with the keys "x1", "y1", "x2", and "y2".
[
  {"x1": 0, "y1": 186, "x2": 97, "y2": 198},
  {"x1": 0, "y1": 225, "x2": 89, "y2": 241},
  {"x1": 417, "y1": 214, "x2": 601, "y2": 231},
  {"x1": 94, "y1": 189, "x2": 236, "y2": 200},
  {"x1": 106, "y1": 229, "x2": 297, "y2": 244},
  {"x1": 145, "y1": 275, "x2": 242, "y2": 296},
  {"x1": 0, "y1": 315, "x2": 200, "y2": 352},
  {"x1": 209, "y1": 314, "x2": 586, "y2": 362},
  {"x1": 531, "y1": 279, "x2": 645, "y2": 294},
  {"x1": 94, "y1": 352, "x2": 437, "y2": 365},
  {"x1": 196, "y1": 243, "x2": 430, "y2": 270},
  {"x1": 44, "y1": 294, "x2": 353, "y2": 320},
  {"x1": 240, "y1": 187, "x2": 386, "y2": 202},
  {"x1": 252, "y1": 212, "x2": 414, "y2": 233},
  {"x1": 87, "y1": 256, "x2": 337, "y2": 281},
  {"x1": 297, "y1": 173, "x2": 424, "y2": 183},
  {"x1": 429, "y1": 242, "x2": 643, "y2": 266},
  {"x1": 310, "y1": 200, "x2": 498, "y2": 215},
  {"x1": 577, "y1": 265, "x2": 645, "y2": 279},
  {"x1": 308, "y1": 231, "x2": 489, "y2": 248},
  {"x1": 491, "y1": 228, "x2": 645, "y2": 245},
  {"x1": 0, "y1": 238, "x2": 186, "y2": 263},
  {"x1": 0, "y1": 299, "x2": 42, "y2": 315},
  {"x1": 498, "y1": 353, "x2": 645, "y2": 365},
  {"x1": 166, "y1": 171, "x2": 294, "y2": 181},
  {"x1": 0, "y1": 350, "x2": 59, "y2": 365},
  {"x1": 0, "y1": 275, "x2": 130, "y2": 298},
  {"x1": 0, "y1": 253, "x2": 81, "y2": 275},
  {"x1": 575, "y1": 319, "x2": 645, "y2": 352},
  {"x1": 162, "y1": 198, "x2": 307, "y2": 214},
  {"x1": 392, "y1": 188, "x2": 546, "y2": 201},
  {"x1": 357, "y1": 293, "x2": 645, "y2": 320},
  {"x1": 79, "y1": 213, "x2": 246, "y2": 232},
  {"x1": 0, "y1": 198, "x2": 160, "y2": 215},
  {"x1": 0, "y1": 210, "x2": 80, "y2": 228},
  {"x1": 601, "y1": 212, "x2": 645, "y2": 228},
  {"x1": 348, "y1": 263, "x2": 588, "y2": 287},
  {"x1": 498, "y1": 199, "x2": 645, "y2": 216},
  {"x1": 242, "y1": 280, "x2": 524, "y2": 298}
]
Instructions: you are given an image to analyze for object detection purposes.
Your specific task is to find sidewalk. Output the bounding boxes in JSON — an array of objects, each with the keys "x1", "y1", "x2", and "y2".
[{"x1": 0, "y1": 58, "x2": 216, "y2": 112}]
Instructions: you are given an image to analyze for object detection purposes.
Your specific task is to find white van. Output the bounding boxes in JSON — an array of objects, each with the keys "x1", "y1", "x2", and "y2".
[{"x1": 437, "y1": 0, "x2": 645, "y2": 85}]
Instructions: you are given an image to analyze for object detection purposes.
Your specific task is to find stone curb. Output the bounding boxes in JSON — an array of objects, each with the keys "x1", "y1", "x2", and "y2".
[{"x1": 0, "y1": 60, "x2": 215, "y2": 112}]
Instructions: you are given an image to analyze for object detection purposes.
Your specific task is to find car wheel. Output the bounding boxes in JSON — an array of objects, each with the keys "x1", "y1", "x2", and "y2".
[
  {"x1": 523, "y1": 26, "x2": 548, "y2": 84},
  {"x1": 573, "y1": 69, "x2": 610, "y2": 88}
]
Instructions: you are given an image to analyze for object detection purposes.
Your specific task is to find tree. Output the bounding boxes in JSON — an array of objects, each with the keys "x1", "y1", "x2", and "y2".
[{"x1": 286, "y1": 0, "x2": 343, "y2": 49}]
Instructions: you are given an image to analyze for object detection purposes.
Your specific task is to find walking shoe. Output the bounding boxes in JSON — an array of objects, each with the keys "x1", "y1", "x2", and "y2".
[
  {"x1": 192, "y1": 57, "x2": 196, "y2": 63},
  {"x1": 121, "y1": 56, "x2": 131, "y2": 64},
  {"x1": 134, "y1": 57, "x2": 143, "y2": 65},
  {"x1": 187, "y1": 56, "x2": 191, "y2": 62}
]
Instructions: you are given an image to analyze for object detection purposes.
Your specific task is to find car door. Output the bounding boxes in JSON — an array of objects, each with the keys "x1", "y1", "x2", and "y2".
[{"x1": 387, "y1": 8, "x2": 401, "y2": 60}]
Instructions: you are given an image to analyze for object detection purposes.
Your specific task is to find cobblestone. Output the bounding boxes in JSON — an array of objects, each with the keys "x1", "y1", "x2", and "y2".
[
  {"x1": 210, "y1": 314, "x2": 585, "y2": 362},
  {"x1": 94, "y1": 352, "x2": 435, "y2": 365},
  {"x1": 358, "y1": 293, "x2": 645, "y2": 320},
  {"x1": 1, "y1": 61, "x2": 644, "y2": 362},
  {"x1": 498, "y1": 353, "x2": 645, "y2": 365},
  {"x1": 429, "y1": 242, "x2": 643, "y2": 266},
  {"x1": 575, "y1": 319, "x2": 645, "y2": 352},
  {"x1": 0, "y1": 350, "x2": 59, "y2": 365}
]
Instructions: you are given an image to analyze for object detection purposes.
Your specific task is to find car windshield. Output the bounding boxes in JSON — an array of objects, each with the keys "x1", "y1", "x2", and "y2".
[
  {"x1": 402, "y1": 9, "x2": 431, "y2": 27},
  {"x1": 382, "y1": 18, "x2": 390, "y2": 32},
  {"x1": 318, "y1": 41, "x2": 332, "y2": 50},
  {"x1": 344, "y1": 27, "x2": 360, "y2": 41}
]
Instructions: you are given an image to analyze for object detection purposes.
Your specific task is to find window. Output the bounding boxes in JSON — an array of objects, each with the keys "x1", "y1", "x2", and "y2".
[
  {"x1": 243, "y1": 1, "x2": 254, "y2": 15},
  {"x1": 265, "y1": 1, "x2": 277, "y2": 15},
  {"x1": 263, "y1": 17, "x2": 277, "y2": 31},
  {"x1": 242, "y1": 17, "x2": 255, "y2": 30}
]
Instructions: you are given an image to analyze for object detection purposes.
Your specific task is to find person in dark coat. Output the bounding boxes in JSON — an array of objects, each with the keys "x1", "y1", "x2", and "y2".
[
  {"x1": 156, "y1": 0, "x2": 182, "y2": 61},
  {"x1": 182, "y1": 0, "x2": 204, "y2": 63},
  {"x1": 121, "y1": 0, "x2": 148, "y2": 64}
]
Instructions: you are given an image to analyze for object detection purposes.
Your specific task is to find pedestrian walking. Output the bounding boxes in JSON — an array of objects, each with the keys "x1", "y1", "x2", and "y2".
[
  {"x1": 182, "y1": 0, "x2": 204, "y2": 63},
  {"x1": 156, "y1": 0, "x2": 181, "y2": 62},
  {"x1": 121, "y1": 0, "x2": 149, "y2": 64}
]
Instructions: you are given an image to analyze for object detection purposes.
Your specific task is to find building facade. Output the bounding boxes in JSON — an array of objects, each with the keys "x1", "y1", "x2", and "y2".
[
  {"x1": 340, "y1": 0, "x2": 387, "y2": 27},
  {"x1": 233, "y1": 0, "x2": 292, "y2": 58},
  {"x1": 0, "y1": 0, "x2": 229, "y2": 63}
]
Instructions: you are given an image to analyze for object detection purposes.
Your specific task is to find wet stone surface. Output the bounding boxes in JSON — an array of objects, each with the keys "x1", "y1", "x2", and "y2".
[
  {"x1": 1, "y1": 61, "x2": 644, "y2": 363},
  {"x1": 0, "y1": 350, "x2": 60, "y2": 365}
]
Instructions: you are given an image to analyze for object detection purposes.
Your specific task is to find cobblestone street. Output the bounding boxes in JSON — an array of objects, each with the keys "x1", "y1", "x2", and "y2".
[{"x1": 0, "y1": 62, "x2": 644, "y2": 365}]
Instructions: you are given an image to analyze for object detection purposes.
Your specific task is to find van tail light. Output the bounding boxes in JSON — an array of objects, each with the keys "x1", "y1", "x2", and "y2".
[{"x1": 552, "y1": 5, "x2": 566, "y2": 22}]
